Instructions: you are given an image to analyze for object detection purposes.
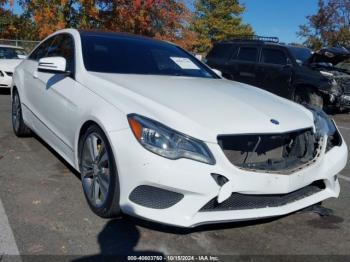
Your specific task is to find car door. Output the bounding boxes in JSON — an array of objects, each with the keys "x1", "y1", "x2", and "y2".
[
  {"x1": 225, "y1": 46, "x2": 259, "y2": 86},
  {"x1": 22, "y1": 37, "x2": 55, "y2": 122},
  {"x1": 28, "y1": 33, "x2": 79, "y2": 160},
  {"x1": 255, "y1": 48, "x2": 293, "y2": 98}
]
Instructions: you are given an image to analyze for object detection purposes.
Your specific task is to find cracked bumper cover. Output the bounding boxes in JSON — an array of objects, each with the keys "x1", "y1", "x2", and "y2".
[{"x1": 108, "y1": 127, "x2": 347, "y2": 228}]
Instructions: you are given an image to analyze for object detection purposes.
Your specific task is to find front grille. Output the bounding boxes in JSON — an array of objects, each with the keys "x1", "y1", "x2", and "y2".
[
  {"x1": 129, "y1": 185, "x2": 184, "y2": 209},
  {"x1": 218, "y1": 128, "x2": 320, "y2": 174},
  {"x1": 200, "y1": 180, "x2": 325, "y2": 212},
  {"x1": 5, "y1": 72, "x2": 13, "y2": 77}
]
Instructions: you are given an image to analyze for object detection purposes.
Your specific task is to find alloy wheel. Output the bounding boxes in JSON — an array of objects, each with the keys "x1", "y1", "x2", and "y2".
[
  {"x1": 81, "y1": 133, "x2": 111, "y2": 208},
  {"x1": 12, "y1": 93, "x2": 21, "y2": 132}
]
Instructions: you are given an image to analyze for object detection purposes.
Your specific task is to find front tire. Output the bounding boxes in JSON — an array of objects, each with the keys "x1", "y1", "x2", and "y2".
[
  {"x1": 12, "y1": 90, "x2": 31, "y2": 137},
  {"x1": 79, "y1": 125, "x2": 121, "y2": 218}
]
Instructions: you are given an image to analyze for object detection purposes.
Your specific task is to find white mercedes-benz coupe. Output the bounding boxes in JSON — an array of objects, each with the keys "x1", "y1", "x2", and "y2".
[{"x1": 11, "y1": 29, "x2": 347, "y2": 227}]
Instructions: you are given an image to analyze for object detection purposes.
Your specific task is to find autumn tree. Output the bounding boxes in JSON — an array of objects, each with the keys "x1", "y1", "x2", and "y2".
[
  {"x1": 0, "y1": 1, "x2": 35, "y2": 40},
  {"x1": 16, "y1": 0, "x2": 197, "y2": 50},
  {"x1": 192, "y1": 0, "x2": 253, "y2": 53},
  {"x1": 96, "y1": 0, "x2": 197, "y2": 50},
  {"x1": 78, "y1": 0, "x2": 100, "y2": 29},
  {"x1": 298, "y1": 0, "x2": 350, "y2": 50},
  {"x1": 18, "y1": 0, "x2": 80, "y2": 39}
]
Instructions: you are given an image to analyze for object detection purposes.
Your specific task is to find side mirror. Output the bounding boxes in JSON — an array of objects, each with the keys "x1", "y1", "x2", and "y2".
[
  {"x1": 38, "y1": 57, "x2": 67, "y2": 74},
  {"x1": 212, "y1": 68, "x2": 223, "y2": 77}
]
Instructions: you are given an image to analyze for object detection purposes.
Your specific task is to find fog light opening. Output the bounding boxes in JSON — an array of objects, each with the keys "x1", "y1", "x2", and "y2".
[{"x1": 211, "y1": 173, "x2": 229, "y2": 186}]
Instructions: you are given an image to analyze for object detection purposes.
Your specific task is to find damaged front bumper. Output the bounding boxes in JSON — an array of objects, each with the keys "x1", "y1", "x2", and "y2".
[
  {"x1": 338, "y1": 94, "x2": 350, "y2": 108},
  {"x1": 321, "y1": 74, "x2": 350, "y2": 109},
  {"x1": 109, "y1": 126, "x2": 347, "y2": 228}
]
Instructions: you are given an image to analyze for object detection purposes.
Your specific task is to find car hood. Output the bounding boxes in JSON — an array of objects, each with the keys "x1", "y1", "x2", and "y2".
[
  {"x1": 0, "y1": 59, "x2": 23, "y2": 72},
  {"x1": 307, "y1": 47, "x2": 350, "y2": 66},
  {"x1": 87, "y1": 73, "x2": 314, "y2": 143}
]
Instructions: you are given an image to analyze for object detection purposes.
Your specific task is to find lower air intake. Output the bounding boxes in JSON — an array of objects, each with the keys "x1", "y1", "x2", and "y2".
[
  {"x1": 200, "y1": 180, "x2": 325, "y2": 212},
  {"x1": 129, "y1": 185, "x2": 184, "y2": 209}
]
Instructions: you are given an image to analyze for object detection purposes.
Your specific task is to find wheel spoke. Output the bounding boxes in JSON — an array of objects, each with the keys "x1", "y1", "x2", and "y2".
[
  {"x1": 83, "y1": 170, "x2": 94, "y2": 179},
  {"x1": 81, "y1": 162, "x2": 93, "y2": 170},
  {"x1": 90, "y1": 177, "x2": 98, "y2": 204},
  {"x1": 88, "y1": 135, "x2": 99, "y2": 162},
  {"x1": 97, "y1": 175, "x2": 108, "y2": 202},
  {"x1": 97, "y1": 148, "x2": 108, "y2": 168},
  {"x1": 86, "y1": 137, "x2": 95, "y2": 162},
  {"x1": 99, "y1": 170, "x2": 109, "y2": 189}
]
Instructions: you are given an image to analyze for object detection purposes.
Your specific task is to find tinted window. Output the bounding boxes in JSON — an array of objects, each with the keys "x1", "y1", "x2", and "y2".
[
  {"x1": 81, "y1": 34, "x2": 216, "y2": 78},
  {"x1": 47, "y1": 34, "x2": 75, "y2": 73},
  {"x1": 207, "y1": 44, "x2": 236, "y2": 60},
  {"x1": 262, "y1": 49, "x2": 288, "y2": 65},
  {"x1": 0, "y1": 47, "x2": 27, "y2": 59},
  {"x1": 288, "y1": 47, "x2": 312, "y2": 64},
  {"x1": 237, "y1": 47, "x2": 258, "y2": 62},
  {"x1": 28, "y1": 38, "x2": 54, "y2": 61}
]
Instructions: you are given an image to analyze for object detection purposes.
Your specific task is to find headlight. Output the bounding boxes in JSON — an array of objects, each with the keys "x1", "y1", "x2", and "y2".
[
  {"x1": 127, "y1": 114, "x2": 215, "y2": 165},
  {"x1": 307, "y1": 106, "x2": 341, "y2": 151},
  {"x1": 308, "y1": 106, "x2": 336, "y2": 137}
]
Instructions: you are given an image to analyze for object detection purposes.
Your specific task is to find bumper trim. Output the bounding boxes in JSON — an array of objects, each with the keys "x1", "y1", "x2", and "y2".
[{"x1": 200, "y1": 180, "x2": 325, "y2": 212}]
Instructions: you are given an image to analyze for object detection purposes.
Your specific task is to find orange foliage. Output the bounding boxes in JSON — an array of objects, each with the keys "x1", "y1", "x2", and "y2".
[
  {"x1": 24, "y1": 0, "x2": 70, "y2": 39},
  {"x1": 15, "y1": 0, "x2": 198, "y2": 50},
  {"x1": 98, "y1": 0, "x2": 197, "y2": 50}
]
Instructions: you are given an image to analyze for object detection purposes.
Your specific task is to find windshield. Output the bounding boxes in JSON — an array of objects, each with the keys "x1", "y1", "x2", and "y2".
[
  {"x1": 288, "y1": 47, "x2": 312, "y2": 64},
  {"x1": 81, "y1": 34, "x2": 216, "y2": 78},
  {"x1": 0, "y1": 47, "x2": 27, "y2": 59}
]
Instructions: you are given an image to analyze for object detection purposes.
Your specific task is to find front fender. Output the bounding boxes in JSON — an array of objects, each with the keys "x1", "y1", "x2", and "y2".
[{"x1": 72, "y1": 104, "x2": 129, "y2": 170}]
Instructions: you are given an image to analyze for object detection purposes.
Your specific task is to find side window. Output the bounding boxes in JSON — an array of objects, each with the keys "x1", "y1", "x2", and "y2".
[
  {"x1": 207, "y1": 44, "x2": 236, "y2": 60},
  {"x1": 262, "y1": 49, "x2": 288, "y2": 65},
  {"x1": 237, "y1": 47, "x2": 258, "y2": 62},
  {"x1": 28, "y1": 38, "x2": 54, "y2": 61},
  {"x1": 46, "y1": 35, "x2": 63, "y2": 57},
  {"x1": 47, "y1": 34, "x2": 75, "y2": 74}
]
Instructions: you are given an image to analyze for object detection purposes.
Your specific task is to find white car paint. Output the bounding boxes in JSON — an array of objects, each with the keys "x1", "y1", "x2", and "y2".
[
  {"x1": 0, "y1": 45, "x2": 26, "y2": 88},
  {"x1": 0, "y1": 59, "x2": 22, "y2": 88},
  {"x1": 12, "y1": 29, "x2": 348, "y2": 227}
]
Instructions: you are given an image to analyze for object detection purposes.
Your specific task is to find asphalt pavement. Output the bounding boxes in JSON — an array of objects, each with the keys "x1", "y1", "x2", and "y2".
[{"x1": 0, "y1": 89, "x2": 350, "y2": 261}]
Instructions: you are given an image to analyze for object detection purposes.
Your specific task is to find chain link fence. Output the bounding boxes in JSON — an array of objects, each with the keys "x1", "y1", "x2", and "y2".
[{"x1": 0, "y1": 39, "x2": 40, "y2": 53}]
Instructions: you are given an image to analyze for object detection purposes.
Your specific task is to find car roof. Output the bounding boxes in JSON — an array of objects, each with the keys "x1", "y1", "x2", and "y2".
[
  {"x1": 0, "y1": 44, "x2": 24, "y2": 49},
  {"x1": 215, "y1": 40, "x2": 285, "y2": 48}
]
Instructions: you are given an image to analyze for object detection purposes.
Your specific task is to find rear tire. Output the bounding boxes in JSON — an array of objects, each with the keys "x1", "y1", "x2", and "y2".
[
  {"x1": 294, "y1": 88, "x2": 324, "y2": 109},
  {"x1": 12, "y1": 90, "x2": 31, "y2": 137},
  {"x1": 79, "y1": 125, "x2": 121, "y2": 218}
]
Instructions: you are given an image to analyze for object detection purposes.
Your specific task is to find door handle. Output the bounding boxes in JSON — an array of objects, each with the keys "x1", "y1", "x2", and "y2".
[{"x1": 33, "y1": 71, "x2": 38, "y2": 79}]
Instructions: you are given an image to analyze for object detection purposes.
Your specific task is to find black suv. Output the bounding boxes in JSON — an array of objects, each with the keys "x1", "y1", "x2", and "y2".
[{"x1": 206, "y1": 36, "x2": 350, "y2": 110}]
